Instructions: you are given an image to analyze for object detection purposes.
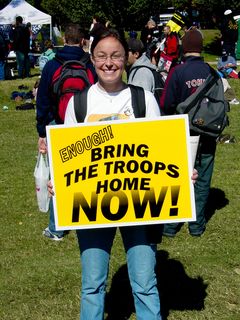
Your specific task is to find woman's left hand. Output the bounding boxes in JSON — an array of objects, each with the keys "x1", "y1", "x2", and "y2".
[{"x1": 191, "y1": 168, "x2": 198, "y2": 184}]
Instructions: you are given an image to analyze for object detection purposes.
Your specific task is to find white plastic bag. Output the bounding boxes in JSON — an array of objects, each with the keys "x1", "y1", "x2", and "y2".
[{"x1": 34, "y1": 152, "x2": 50, "y2": 213}]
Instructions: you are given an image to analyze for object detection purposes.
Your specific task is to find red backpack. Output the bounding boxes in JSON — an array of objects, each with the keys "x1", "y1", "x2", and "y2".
[{"x1": 51, "y1": 54, "x2": 96, "y2": 123}]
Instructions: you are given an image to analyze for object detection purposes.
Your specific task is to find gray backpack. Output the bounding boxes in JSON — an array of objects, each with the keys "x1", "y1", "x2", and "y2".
[{"x1": 176, "y1": 66, "x2": 230, "y2": 138}]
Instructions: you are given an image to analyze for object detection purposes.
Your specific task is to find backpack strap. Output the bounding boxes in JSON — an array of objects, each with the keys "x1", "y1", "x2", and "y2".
[
  {"x1": 54, "y1": 52, "x2": 90, "y2": 66},
  {"x1": 73, "y1": 85, "x2": 146, "y2": 123},
  {"x1": 183, "y1": 65, "x2": 220, "y2": 114},
  {"x1": 129, "y1": 65, "x2": 165, "y2": 101},
  {"x1": 73, "y1": 87, "x2": 89, "y2": 123},
  {"x1": 53, "y1": 56, "x2": 65, "y2": 65},
  {"x1": 128, "y1": 84, "x2": 146, "y2": 118},
  {"x1": 129, "y1": 65, "x2": 155, "y2": 81}
]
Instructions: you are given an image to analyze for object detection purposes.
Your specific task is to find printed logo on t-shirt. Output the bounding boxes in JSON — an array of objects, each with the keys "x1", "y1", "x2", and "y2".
[
  {"x1": 87, "y1": 113, "x2": 129, "y2": 122},
  {"x1": 86, "y1": 106, "x2": 134, "y2": 122}
]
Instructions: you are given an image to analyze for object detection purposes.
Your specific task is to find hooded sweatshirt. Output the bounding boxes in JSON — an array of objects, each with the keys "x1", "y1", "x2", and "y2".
[{"x1": 128, "y1": 53, "x2": 157, "y2": 92}]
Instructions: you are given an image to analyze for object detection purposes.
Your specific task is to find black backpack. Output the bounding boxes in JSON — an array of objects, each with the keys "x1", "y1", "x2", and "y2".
[
  {"x1": 176, "y1": 66, "x2": 230, "y2": 138},
  {"x1": 73, "y1": 84, "x2": 146, "y2": 122},
  {"x1": 128, "y1": 65, "x2": 165, "y2": 106}
]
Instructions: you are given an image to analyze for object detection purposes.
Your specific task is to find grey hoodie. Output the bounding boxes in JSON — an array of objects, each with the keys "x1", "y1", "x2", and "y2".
[{"x1": 128, "y1": 53, "x2": 157, "y2": 92}]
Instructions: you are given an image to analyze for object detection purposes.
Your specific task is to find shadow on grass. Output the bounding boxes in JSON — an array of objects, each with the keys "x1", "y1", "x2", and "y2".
[
  {"x1": 105, "y1": 249, "x2": 207, "y2": 320},
  {"x1": 205, "y1": 187, "x2": 229, "y2": 222},
  {"x1": 170, "y1": 187, "x2": 229, "y2": 233}
]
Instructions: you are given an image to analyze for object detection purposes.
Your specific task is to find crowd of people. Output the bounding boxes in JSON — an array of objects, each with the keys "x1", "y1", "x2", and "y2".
[
  {"x1": 2, "y1": 8, "x2": 238, "y2": 319},
  {"x1": 34, "y1": 8, "x2": 239, "y2": 319}
]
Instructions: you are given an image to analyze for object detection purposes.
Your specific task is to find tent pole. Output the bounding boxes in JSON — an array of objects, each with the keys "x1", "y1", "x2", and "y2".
[{"x1": 50, "y1": 16, "x2": 52, "y2": 40}]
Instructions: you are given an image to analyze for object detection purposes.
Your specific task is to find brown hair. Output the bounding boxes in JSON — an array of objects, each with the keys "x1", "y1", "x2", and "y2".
[
  {"x1": 64, "y1": 23, "x2": 84, "y2": 45},
  {"x1": 44, "y1": 39, "x2": 53, "y2": 49},
  {"x1": 90, "y1": 29, "x2": 128, "y2": 58}
]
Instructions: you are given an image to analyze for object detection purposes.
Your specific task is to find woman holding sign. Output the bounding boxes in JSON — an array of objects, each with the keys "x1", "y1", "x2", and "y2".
[{"x1": 64, "y1": 29, "x2": 162, "y2": 320}]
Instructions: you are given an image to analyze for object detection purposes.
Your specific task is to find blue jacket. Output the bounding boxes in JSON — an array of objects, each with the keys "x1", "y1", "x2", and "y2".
[
  {"x1": 160, "y1": 56, "x2": 210, "y2": 115},
  {"x1": 36, "y1": 45, "x2": 96, "y2": 137}
]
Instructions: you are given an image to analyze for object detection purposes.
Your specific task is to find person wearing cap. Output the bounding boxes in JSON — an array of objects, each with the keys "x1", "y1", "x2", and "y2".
[
  {"x1": 127, "y1": 38, "x2": 157, "y2": 92},
  {"x1": 160, "y1": 29, "x2": 216, "y2": 237},
  {"x1": 219, "y1": 9, "x2": 238, "y2": 58},
  {"x1": 217, "y1": 49, "x2": 239, "y2": 79}
]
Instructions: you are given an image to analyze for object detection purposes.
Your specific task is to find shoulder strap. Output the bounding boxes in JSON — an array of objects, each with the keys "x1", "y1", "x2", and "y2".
[
  {"x1": 53, "y1": 56, "x2": 65, "y2": 65},
  {"x1": 73, "y1": 87, "x2": 89, "y2": 123},
  {"x1": 182, "y1": 65, "x2": 220, "y2": 114},
  {"x1": 73, "y1": 85, "x2": 146, "y2": 122},
  {"x1": 128, "y1": 84, "x2": 146, "y2": 118},
  {"x1": 130, "y1": 65, "x2": 155, "y2": 81},
  {"x1": 54, "y1": 53, "x2": 90, "y2": 67},
  {"x1": 79, "y1": 52, "x2": 91, "y2": 64}
]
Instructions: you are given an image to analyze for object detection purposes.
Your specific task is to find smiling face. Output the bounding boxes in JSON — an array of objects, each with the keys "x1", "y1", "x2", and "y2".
[{"x1": 91, "y1": 36, "x2": 127, "y2": 92}]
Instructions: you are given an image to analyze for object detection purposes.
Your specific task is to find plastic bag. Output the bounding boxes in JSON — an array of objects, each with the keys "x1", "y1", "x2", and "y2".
[{"x1": 34, "y1": 152, "x2": 50, "y2": 213}]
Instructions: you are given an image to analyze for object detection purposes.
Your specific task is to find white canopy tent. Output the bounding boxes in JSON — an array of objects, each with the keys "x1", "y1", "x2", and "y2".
[{"x1": 0, "y1": 0, "x2": 52, "y2": 39}]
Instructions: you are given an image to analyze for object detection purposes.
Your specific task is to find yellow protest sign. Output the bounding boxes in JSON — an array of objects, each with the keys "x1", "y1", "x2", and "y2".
[
  {"x1": 167, "y1": 12, "x2": 186, "y2": 33},
  {"x1": 46, "y1": 115, "x2": 196, "y2": 230}
]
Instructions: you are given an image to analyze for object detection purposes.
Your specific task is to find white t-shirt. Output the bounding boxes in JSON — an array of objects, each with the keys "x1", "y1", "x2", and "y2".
[{"x1": 65, "y1": 83, "x2": 161, "y2": 125}]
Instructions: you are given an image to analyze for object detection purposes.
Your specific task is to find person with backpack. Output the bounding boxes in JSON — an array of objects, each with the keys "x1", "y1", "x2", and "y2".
[
  {"x1": 127, "y1": 38, "x2": 165, "y2": 106},
  {"x1": 160, "y1": 29, "x2": 217, "y2": 237},
  {"x1": 47, "y1": 28, "x2": 198, "y2": 318},
  {"x1": 62, "y1": 28, "x2": 162, "y2": 320},
  {"x1": 36, "y1": 23, "x2": 97, "y2": 241}
]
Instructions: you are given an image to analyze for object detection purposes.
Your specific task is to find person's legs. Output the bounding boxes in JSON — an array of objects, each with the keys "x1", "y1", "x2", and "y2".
[
  {"x1": 189, "y1": 150, "x2": 216, "y2": 235},
  {"x1": 15, "y1": 51, "x2": 24, "y2": 78},
  {"x1": 44, "y1": 198, "x2": 65, "y2": 238},
  {"x1": 162, "y1": 222, "x2": 181, "y2": 237},
  {"x1": 77, "y1": 227, "x2": 116, "y2": 320},
  {"x1": 121, "y1": 226, "x2": 161, "y2": 320},
  {"x1": 24, "y1": 53, "x2": 31, "y2": 78}
]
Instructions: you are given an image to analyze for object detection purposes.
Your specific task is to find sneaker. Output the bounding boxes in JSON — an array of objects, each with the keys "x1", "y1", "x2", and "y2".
[
  {"x1": 189, "y1": 228, "x2": 205, "y2": 237},
  {"x1": 162, "y1": 231, "x2": 176, "y2": 238},
  {"x1": 42, "y1": 227, "x2": 63, "y2": 241},
  {"x1": 229, "y1": 98, "x2": 239, "y2": 105}
]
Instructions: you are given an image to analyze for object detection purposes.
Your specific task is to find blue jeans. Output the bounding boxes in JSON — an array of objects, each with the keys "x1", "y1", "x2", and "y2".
[
  {"x1": 16, "y1": 51, "x2": 30, "y2": 78},
  {"x1": 188, "y1": 151, "x2": 215, "y2": 233},
  {"x1": 0, "y1": 61, "x2": 5, "y2": 80},
  {"x1": 48, "y1": 198, "x2": 65, "y2": 237},
  {"x1": 77, "y1": 226, "x2": 161, "y2": 320},
  {"x1": 164, "y1": 139, "x2": 216, "y2": 235},
  {"x1": 47, "y1": 120, "x2": 64, "y2": 237}
]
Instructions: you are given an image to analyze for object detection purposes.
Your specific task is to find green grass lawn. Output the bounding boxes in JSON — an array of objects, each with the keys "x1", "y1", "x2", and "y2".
[{"x1": 0, "y1": 60, "x2": 240, "y2": 319}]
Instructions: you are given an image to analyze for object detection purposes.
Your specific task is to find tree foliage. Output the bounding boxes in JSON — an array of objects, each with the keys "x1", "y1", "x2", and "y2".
[{"x1": 0, "y1": 0, "x2": 240, "y2": 31}]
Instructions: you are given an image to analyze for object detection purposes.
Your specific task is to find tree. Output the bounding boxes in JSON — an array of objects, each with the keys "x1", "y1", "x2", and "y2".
[{"x1": 17, "y1": 0, "x2": 240, "y2": 32}]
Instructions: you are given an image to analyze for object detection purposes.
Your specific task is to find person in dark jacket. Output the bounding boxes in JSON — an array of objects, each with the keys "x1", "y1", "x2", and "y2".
[
  {"x1": 12, "y1": 16, "x2": 30, "y2": 78},
  {"x1": 160, "y1": 29, "x2": 216, "y2": 237},
  {"x1": 36, "y1": 23, "x2": 97, "y2": 240},
  {"x1": 220, "y1": 10, "x2": 238, "y2": 59},
  {"x1": 89, "y1": 15, "x2": 107, "y2": 39}
]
